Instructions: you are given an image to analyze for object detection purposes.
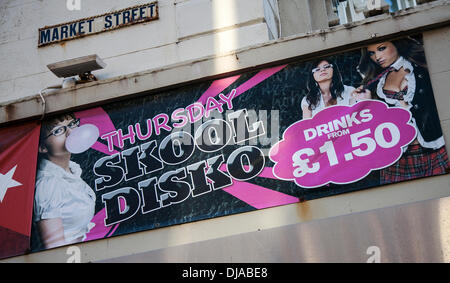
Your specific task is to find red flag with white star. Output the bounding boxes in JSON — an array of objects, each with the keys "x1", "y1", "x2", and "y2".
[{"x1": 0, "y1": 121, "x2": 41, "y2": 259}]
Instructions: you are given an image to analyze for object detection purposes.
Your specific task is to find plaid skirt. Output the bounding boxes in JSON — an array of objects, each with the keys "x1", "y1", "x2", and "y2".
[{"x1": 380, "y1": 144, "x2": 450, "y2": 185}]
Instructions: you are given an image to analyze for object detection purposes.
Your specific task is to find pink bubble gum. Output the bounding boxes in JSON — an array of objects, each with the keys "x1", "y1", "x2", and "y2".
[{"x1": 65, "y1": 124, "x2": 100, "y2": 154}]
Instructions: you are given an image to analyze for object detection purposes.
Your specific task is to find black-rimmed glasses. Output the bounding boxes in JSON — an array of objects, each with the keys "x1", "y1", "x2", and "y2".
[{"x1": 45, "y1": 119, "x2": 80, "y2": 139}]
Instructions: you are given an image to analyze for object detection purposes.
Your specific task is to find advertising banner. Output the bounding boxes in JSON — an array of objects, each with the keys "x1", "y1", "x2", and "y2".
[
  {"x1": 29, "y1": 35, "x2": 449, "y2": 252},
  {"x1": 0, "y1": 121, "x2": 40, "y2": 259}
]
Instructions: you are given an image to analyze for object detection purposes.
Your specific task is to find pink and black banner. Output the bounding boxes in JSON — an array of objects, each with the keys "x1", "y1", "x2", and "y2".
[{"x1": 3, "y1": 35, "x2": 448, "y2": 256}]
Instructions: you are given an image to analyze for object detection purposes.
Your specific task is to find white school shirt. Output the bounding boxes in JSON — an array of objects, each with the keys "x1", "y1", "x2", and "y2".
[
  {"x1": 33, "y1": 159, "x2": 96, "y2": 243},
  {"x1": 375, "y1": 56, "x2": 445, "y2": 149},
  {"x1": 301, "y1": 85, "x2": 355, "y2": 117}
]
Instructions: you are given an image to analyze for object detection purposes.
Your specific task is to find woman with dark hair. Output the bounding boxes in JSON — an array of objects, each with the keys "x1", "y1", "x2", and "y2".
[
  {"x1": 356, "y1": 37, "x2": 449, "y2": 183},
  {"x1": 302, "y1": 59, "x2": 366, "y2": 118},
  {"x1": 32, "y1": 113, "x2": 96, "y2": 250}
]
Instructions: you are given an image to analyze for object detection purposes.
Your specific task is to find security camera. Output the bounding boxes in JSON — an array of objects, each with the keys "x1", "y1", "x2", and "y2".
[{"x1": 47, "y1": 54, "x2": 106, "y2": 83}]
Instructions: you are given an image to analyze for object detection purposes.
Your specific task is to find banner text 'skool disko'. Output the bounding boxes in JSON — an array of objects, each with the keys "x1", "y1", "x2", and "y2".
[{"x1": 0, "y1": 35, "x2": 447, "y2": 257}]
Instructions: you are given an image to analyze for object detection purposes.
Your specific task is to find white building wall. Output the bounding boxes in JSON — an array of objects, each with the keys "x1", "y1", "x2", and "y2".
[{"x1": 0, "y1": 0, "x2": 271, "y2": 104}]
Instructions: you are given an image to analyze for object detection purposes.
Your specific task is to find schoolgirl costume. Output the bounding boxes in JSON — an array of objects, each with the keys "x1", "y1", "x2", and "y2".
[
  {"x1": 373, "y1": 56, "x2": 449, "y2": 183},
  {"x1": 33, "y1": 159, "x2": 96, "y2": 249},
  {"x1": 301, "y1": 85, "x2": 355, "y2": 117}
]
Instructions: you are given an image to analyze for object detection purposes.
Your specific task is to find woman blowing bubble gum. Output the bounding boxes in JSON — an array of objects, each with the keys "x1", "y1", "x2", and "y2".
[
  {"x1": 355, "y1": 37, "x2": 449, "y2": 184},
  {"x1": 32, "y1": 113, "x2": 99, "y2": 250}
]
